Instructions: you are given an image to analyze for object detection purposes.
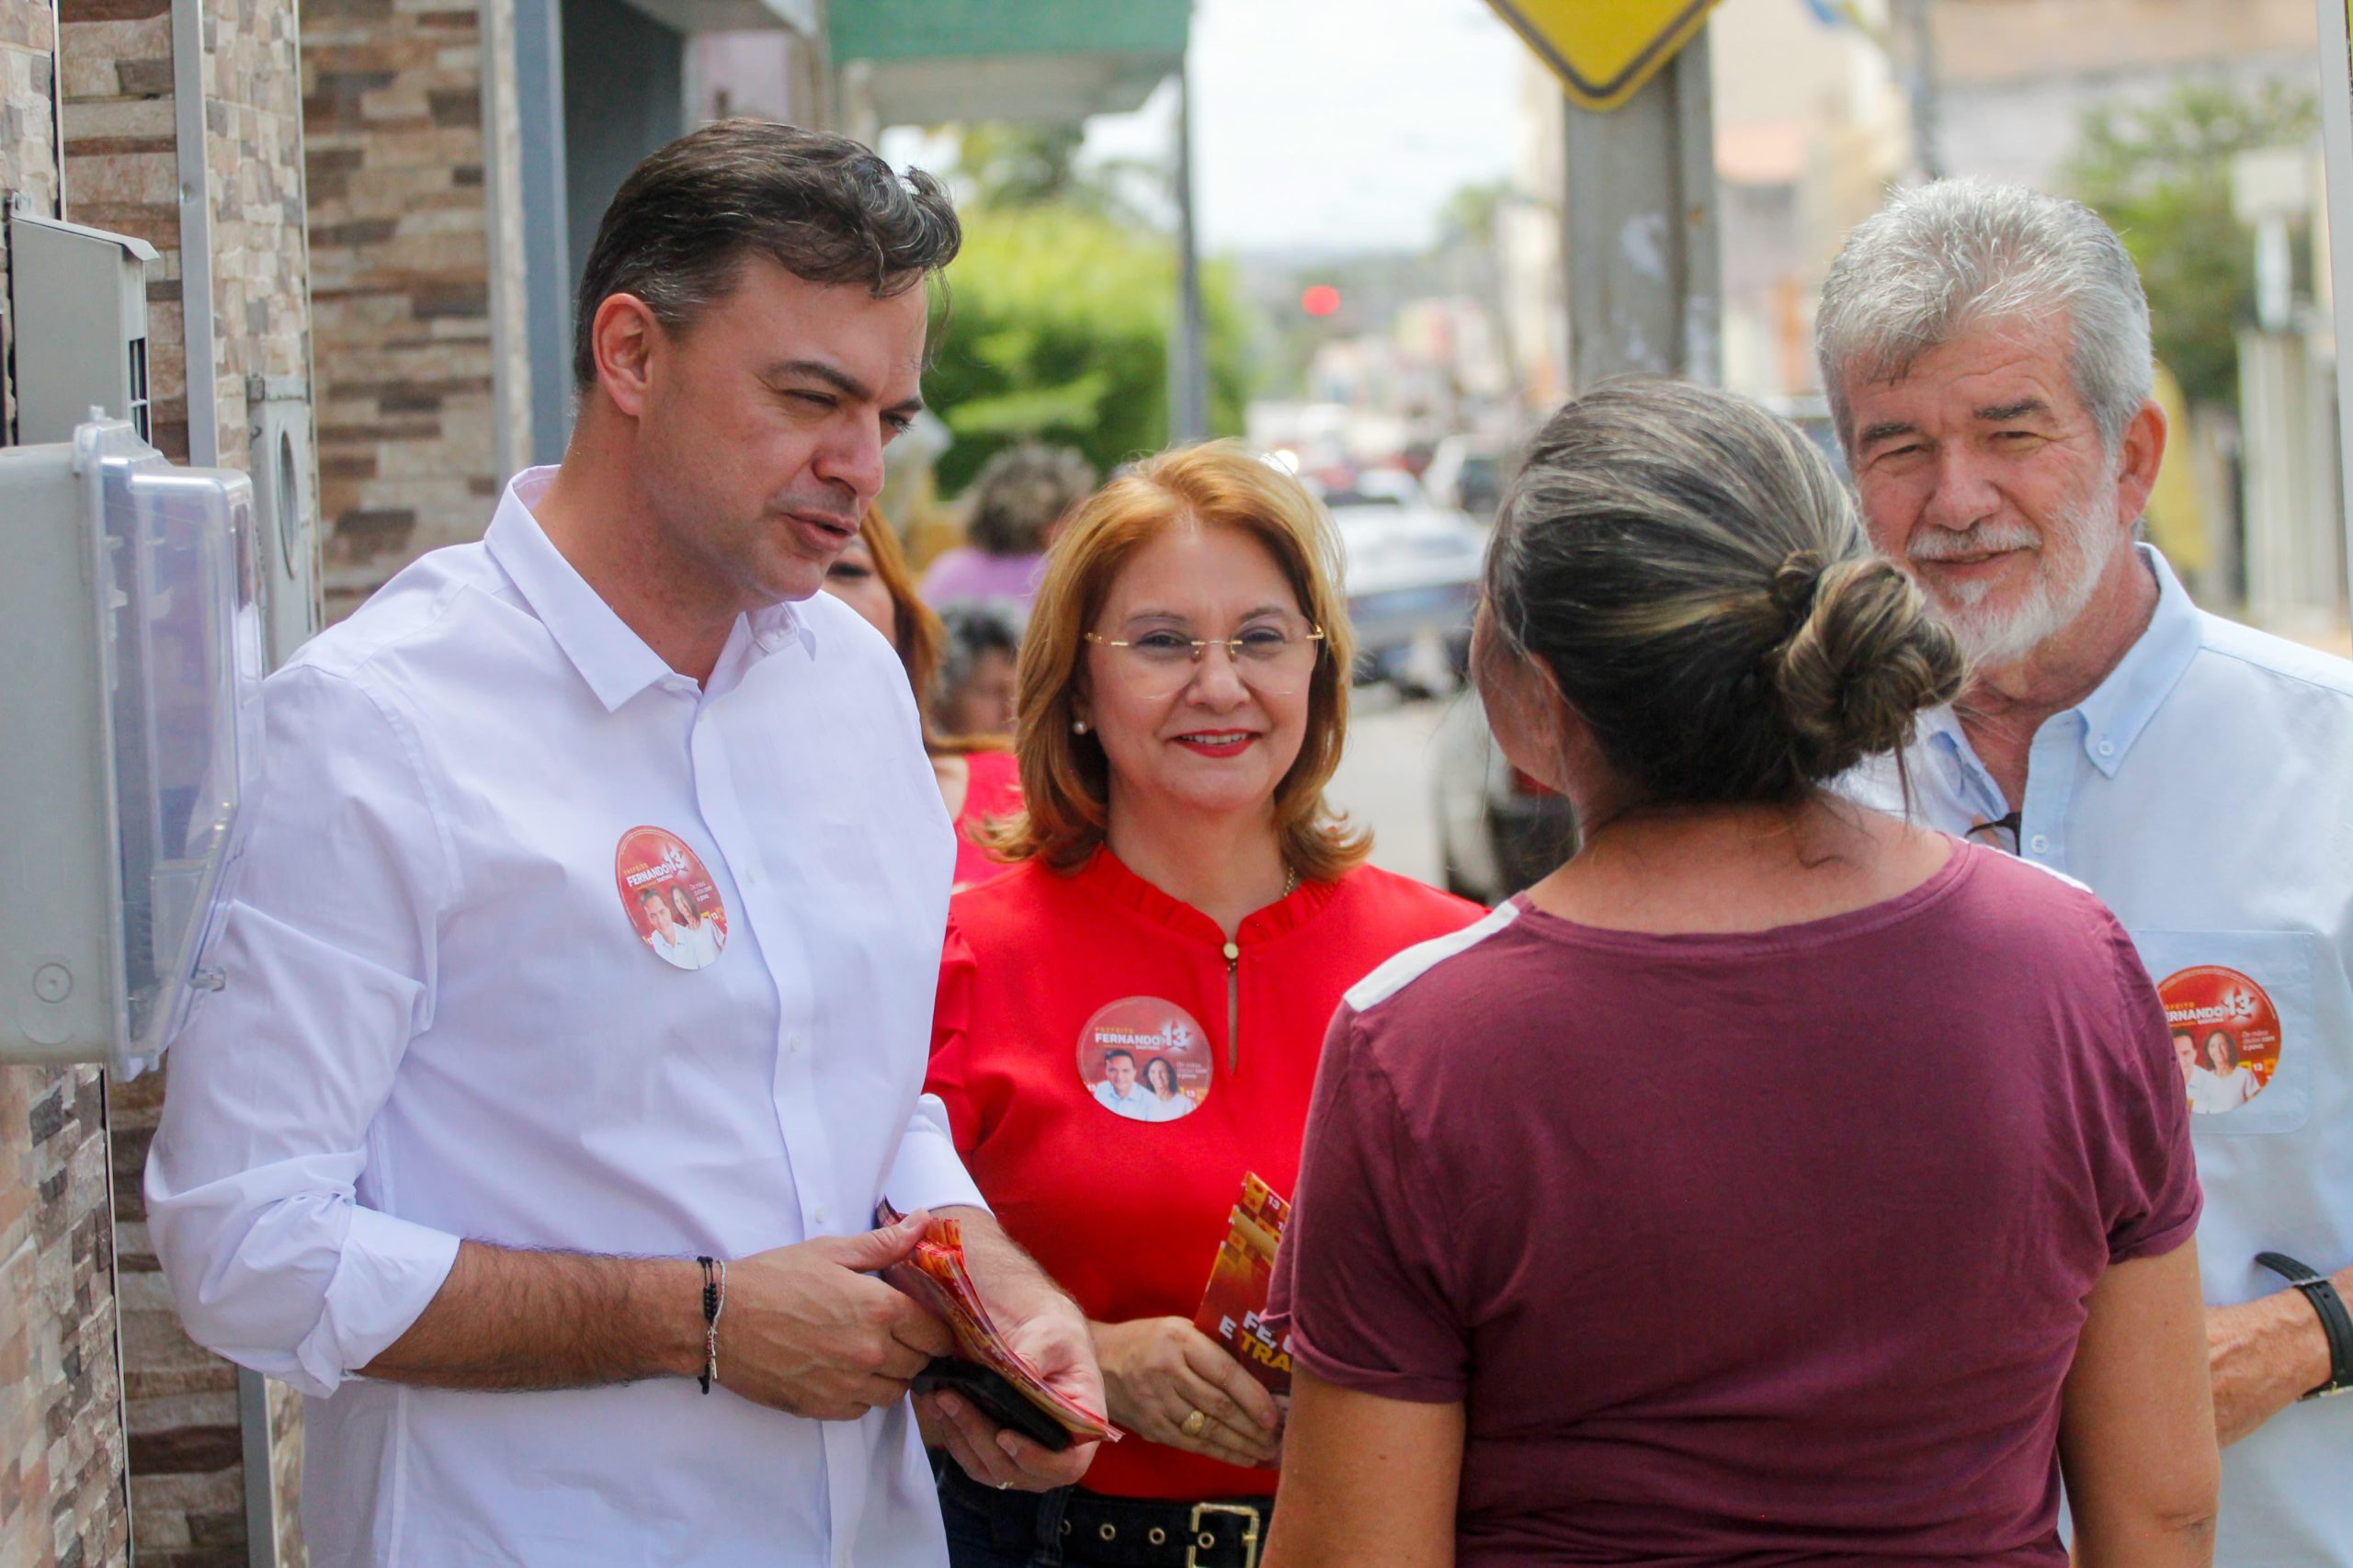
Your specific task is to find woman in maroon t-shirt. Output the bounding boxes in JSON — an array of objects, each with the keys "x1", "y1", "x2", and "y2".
[{"x1": 1263, "y1": 382, "x2": 2218, "y2": 1568}]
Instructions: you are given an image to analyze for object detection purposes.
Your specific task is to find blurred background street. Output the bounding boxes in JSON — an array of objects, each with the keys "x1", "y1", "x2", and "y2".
[
  {"x1": 9, "y1": 0, "x2": 2353, "y2": 1560},
  {"x1": 1328, "y1": 688, "x2": 1452, "y2": 889}
]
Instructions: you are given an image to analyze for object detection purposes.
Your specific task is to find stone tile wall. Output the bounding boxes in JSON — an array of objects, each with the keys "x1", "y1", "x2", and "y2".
[
  {"x1": 57, "y1": 0, "x2": 188, "y2": 461},
  {"x1": 2, "y1": 13, "x2": 135, "y2": 1567},
  {"x1": 108, "y1": 1076, "x2": 246, "y2": 1567},
  {"x1": 0, "y1": 1066, "x2": 131, "y2": 1568},
  {"x1": 41, "y1": 0, "x2": 321, "y2": 1556},
  {"x1": 2, "y1": 0, "x2": 59, "y2": 432},
  {"x1": 304, "y1": 0, "x2": 512, "y2": 619}
]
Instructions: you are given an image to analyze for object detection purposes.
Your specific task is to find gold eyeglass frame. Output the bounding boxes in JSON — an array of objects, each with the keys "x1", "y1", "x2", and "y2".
[{"x1": 1081, "y1": 624, "x2": 1326, "y2": 666}]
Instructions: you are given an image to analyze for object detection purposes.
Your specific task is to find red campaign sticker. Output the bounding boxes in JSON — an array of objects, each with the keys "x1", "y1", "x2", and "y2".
[
  {"x1": 1076, "y1": 996, "x2": 1212, "y2": 1124},
  {"x1": 2159, "y1": 965, "x2": 2281, "y2": 1115},
  {"x1": 613, "y1": 826, "x2": 729, "y2": 971}
]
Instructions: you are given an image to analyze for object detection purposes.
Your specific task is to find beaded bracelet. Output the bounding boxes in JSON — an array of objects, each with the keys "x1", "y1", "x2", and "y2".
[{"x1": 697, "y1": 1256, "x2": 728, "y2": 1393}]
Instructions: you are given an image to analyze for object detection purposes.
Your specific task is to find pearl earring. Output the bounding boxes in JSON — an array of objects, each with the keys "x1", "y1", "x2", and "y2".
[{"x1": 1072, "y1": 720, "x2": 1089, "y2": 735}]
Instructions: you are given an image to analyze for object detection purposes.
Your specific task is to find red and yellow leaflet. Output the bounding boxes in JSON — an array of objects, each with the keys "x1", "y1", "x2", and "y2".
[
  {"x1": 875, "y1": 1203, "x2": 1120, "y2": 1442},
  {"x1": 1192, "y1": 1173, "x2": 1294, "y2": 1400}
]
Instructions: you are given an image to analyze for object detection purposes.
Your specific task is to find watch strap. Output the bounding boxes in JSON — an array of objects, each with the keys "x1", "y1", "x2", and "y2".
[{"x1": 2256, "y1": 1251, "x2": 2353, "y2": 1399}]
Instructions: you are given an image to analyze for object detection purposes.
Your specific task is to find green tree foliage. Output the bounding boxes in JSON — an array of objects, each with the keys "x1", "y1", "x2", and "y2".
[
  {"x1": 2062, "y1": 82, "x2": 2318, "y2": 410},
  {"x1": 926, "y1": 137, "x2": 1250, "y2": 494}
]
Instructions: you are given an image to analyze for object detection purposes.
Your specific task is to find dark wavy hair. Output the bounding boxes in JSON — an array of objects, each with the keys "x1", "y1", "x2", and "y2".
[
  {"x1": 1482, "y1": 380, "x2": 1965, "y2": 805},
  {"x1": 573, "y1": 119, "x2": 961, "y2": 386}
]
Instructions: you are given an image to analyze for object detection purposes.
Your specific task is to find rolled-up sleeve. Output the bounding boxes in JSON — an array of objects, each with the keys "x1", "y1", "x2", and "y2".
[
  {"x1": 145, "y1": 663, "x2": 461, "y2": 1397},
  {"x1": 884, "y1": 1092, "x2": 988, "y2": 1216}
]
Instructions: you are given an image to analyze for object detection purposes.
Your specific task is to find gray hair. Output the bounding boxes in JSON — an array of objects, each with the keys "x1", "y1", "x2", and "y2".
[
  {"x1": 1816, "y1": 179, "x2": 2153, "y2": 451},
  {"x1": 936, "y1": 597, "x2": 1026, "y2": 696},
  {"x1": 1483, "y1": 380, "x2": 1963, "y2": 803},
  {"x1": 964, "y1": 442, "x2": 1098, "y2": 556}
]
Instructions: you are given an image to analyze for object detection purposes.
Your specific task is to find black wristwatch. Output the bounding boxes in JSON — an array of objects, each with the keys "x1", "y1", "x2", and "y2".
[{"x1": 2256, "y1": 1252, "x2": 2353, "y2": 1400}]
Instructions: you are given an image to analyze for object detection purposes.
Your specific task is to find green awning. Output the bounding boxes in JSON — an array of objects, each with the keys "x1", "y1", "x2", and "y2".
[
  {"x1": 831, "y1": 0, "x2": 1188, "y2": 62},
  {"x1": 832, "y1": 0, "x2": 1189, "y2": 128}
]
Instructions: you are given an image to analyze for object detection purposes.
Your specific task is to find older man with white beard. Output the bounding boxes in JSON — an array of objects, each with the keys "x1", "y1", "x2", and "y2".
[{"x1": 1827, "y1": 179, "x2": 2353, "y2": 1565}]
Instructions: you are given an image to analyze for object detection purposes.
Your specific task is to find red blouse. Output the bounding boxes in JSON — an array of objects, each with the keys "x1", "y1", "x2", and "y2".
[
  {"x1": 951, "y1": 749, "x2": 1023, "y2": 891},
  {"x1": 926, "y1": 848, "x2": 1482, "y2": 1501}
]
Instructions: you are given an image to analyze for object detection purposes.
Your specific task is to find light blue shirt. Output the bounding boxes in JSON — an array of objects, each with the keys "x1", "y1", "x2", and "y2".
[{"x1": 1859, "y1": 546, "x2": 2353, "y2": 1564}]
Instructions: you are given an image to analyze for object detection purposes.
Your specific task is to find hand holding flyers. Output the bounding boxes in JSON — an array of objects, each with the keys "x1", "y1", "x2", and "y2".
[{"x1": 873, "y1": 1201, "x2": 1120, "y2": 1446}]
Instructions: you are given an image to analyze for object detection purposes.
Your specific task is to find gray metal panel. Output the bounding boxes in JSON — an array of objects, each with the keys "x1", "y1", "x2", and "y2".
[
  {"x1": 1561, "y1": 28, "x2": 1719, "y2": 389},
  {"x1": 6, "y1": 210, "x2": 157, "y2": 445},
  {"x1": 0, "y1": 439, "x2": 119, "y2": 1062},
  {"x1": 249, "y1": 388, "x2": 321, "y2": 669},
  {"x1": 516, "y1": 0, "x2": 574, "y2": 465},
  {"x1": 563, "y1": 0, "x2": 687, "y2": 312},
  {"x1": 2314, "y1": 0, "x2": 2353, "y2": 614}
]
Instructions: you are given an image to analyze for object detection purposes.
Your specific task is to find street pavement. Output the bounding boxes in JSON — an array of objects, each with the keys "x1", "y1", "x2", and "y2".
[{"x1": 1326, "y1": 687, "x2": 1455, "y2": 891}]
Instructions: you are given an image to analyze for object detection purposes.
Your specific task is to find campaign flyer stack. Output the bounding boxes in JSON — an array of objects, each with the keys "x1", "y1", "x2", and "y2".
[{"x1": 1193, "y1": 1172, "x2": 1294, "y2": 1403}]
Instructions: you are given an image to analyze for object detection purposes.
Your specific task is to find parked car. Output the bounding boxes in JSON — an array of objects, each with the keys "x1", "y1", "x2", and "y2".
[
  {"x1": 1430, "y1": 689, "x2": 1577, "y2": 904},
  {"x1": 1421, "y1": 435, "x2": 1509, "y2": 521},
  {"x1": 1329, "y1": 502, "x2": 1484, "y2": 694}
]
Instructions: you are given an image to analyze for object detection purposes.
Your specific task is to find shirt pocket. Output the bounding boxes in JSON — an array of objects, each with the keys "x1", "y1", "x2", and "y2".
[{"x1": 2125, "y1": 928, "x2": 2325, "y2": 1137}]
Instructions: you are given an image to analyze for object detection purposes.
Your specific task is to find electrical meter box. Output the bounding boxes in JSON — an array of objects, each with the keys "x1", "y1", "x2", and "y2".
[
  {"x1": 6, "y1": 206, "x2": 160, "y2": 446},
  {"x1": 0, "y1": 418, "x2": 266, "y2": 1073}
]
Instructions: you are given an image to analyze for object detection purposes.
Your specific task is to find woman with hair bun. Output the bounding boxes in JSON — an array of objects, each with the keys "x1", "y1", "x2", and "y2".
[{"x1": 1263, "y1": 381, "x2": 2217, "y2": 1567}]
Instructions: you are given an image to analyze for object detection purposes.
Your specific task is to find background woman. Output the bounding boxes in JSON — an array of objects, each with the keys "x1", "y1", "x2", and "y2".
[
  {"x1": 1263, "y1": 382, "x2": 2217, "y2": 1568},
  {"x1": 920, "y1": 441, "x2": 1097, "y2": 609},
  {"x1": 824, "y1": 509, "x2": 1023, "y2": 889},
  {"x1": 936, "y1": 599, "x2": 1027, "y2": 740},
  {"x1": 921, "y1": 443, "x2": 1482, "y2": 1566}
]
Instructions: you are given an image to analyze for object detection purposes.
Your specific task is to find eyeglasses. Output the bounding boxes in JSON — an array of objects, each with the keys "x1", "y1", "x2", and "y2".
[
  {"x1": 1964, "y1": 811, "x2": 2022, "y2": 856},
  {"x1": 1083, "y1": 616, "x2": 1326, "y2": 697}
]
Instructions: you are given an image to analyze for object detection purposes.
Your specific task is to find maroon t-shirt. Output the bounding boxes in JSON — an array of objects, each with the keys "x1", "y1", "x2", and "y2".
[{"x1": 1269, "y1": 844, "x2": 2199, "y2": 1567}]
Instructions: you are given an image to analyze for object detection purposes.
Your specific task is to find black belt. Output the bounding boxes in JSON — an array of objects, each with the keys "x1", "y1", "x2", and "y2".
[{"x1": 939, "y1": 1463, "x2": 1272, "y2": 1568}]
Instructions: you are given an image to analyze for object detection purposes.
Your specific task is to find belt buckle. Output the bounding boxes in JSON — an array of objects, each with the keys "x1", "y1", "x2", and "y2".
[{"x1": 1187, "y1": 1502, "x2": 1262, "y2": 1568}]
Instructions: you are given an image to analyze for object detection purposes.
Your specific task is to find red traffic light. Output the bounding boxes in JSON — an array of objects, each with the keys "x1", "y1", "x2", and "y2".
[{"x1": 1301, "y1": 284, "x2": 1341, "y2": 317}]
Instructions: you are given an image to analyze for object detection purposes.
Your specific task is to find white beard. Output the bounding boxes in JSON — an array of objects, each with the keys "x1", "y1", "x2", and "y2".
[{"x1": 1908, "y1": 488, "x2": 2126, "y2": 668}]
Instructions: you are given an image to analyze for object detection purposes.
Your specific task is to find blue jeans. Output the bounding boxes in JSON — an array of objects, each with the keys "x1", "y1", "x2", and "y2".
[{"x1": 937, "y1": 1462, "x2": 1074, "y2": 1568}]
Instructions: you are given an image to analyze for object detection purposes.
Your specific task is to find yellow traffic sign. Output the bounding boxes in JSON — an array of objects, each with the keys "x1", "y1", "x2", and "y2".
[{"x1": 1483, "y1": 0, "x2": 1725, "y2": 111}]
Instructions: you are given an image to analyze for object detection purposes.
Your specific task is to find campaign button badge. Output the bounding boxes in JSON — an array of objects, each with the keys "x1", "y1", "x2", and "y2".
[
  {"x1": 2159, "y1": 965, "x2": 2280, "y2": 1115},
  {"x1": 1078, "y1": 995, "x2": 1212, "y2": 1124},
  {"x1": 614, "y1": 825, "x2": 729, "y2": 971}
]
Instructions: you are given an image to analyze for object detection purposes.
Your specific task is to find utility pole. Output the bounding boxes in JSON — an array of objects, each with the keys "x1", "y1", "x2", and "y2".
[
  {"x1": 1168, "y1": 59, "x2": 1211, "y2": 444},
  {"x1": 1561, "y1": 24, "x2": 1720, "y2": 388},
  {"x1": 2316, "y1": 0, "x2": 2353, "y2": 616},
  {"x1": 1900, "y1": 0, "x2": 1944, "y2": 181}
]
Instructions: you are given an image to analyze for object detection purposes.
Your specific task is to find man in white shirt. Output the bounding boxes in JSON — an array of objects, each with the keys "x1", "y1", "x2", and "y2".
[
  {"x1": 1824, "y1": 179, "x2": 2353, "y2": 1563},
  {"x1": 146, "y1": 122, "x2": 1098, "y2": 1565}
]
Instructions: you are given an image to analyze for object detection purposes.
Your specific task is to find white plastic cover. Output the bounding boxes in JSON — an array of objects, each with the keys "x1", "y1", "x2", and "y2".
[{"x1": 83, "y1": 419, "x2": 265, "y2": 1070}]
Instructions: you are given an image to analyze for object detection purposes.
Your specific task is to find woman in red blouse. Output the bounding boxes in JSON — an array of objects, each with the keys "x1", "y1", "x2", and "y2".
[
  {"x1": 922, "y1": 443, "x2": 1481, "y2": 1567},
  {"x1": 824, "y1": 508, "x2": 1023, "y2": 890}
]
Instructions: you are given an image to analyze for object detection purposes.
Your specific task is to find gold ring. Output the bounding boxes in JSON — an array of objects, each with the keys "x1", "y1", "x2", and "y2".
[{"x1": 1181, "y1": 1408, "x2": 1208, "y2": 1437}]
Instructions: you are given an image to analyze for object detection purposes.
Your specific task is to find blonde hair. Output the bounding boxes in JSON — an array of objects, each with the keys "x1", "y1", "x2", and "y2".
[{"x1": 988, "y1": 441, "x2": 1369, "y2": 880}]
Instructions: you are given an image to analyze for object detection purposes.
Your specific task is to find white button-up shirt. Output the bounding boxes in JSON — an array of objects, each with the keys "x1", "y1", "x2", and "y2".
[
  {"x1": 1857, "y1": 546, "x2": 2353, "y2": 1564},
  {"x1": 146, "y1": 469, "x2": 985, "y2": 1567}
]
